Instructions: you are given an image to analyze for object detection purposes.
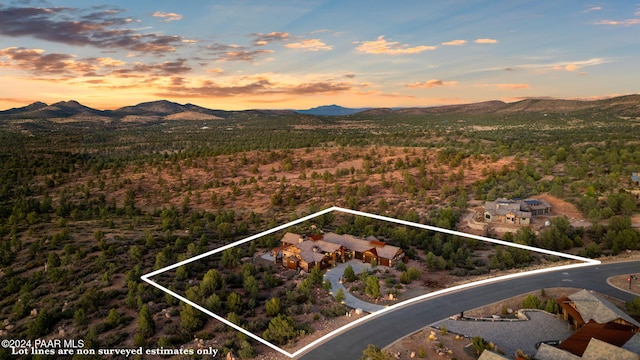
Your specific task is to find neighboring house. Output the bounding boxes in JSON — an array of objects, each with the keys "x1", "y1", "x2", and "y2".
[
  {"x1": 272, "y1": 231, "x2": 404, "y2": 272},
  {"x1": 483, "y1": 198, "x2": 551, "y2": 225},
  {"x1": 631, "y1": 173, "x2": 640, "y2": 198},
  {"x1": 535, "y1": 338, "x2": 639, "y2": 360},
  {"x1": 534, "y1": 289, "x2": 640, "y2": 359}
]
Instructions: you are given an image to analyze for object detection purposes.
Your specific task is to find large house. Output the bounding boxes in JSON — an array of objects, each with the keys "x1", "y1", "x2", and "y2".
[
  {"x1": 483, "y1": 198, "x2": 551, "y2": 225},
  {"x1": 534, "y1": 289, "x2": 640, "y2": 359},
  {"x1": 272, "y1": 232, "x2": 405, "y2": 272}
]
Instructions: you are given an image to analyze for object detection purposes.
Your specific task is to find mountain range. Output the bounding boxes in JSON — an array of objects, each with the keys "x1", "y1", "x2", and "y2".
[
  {"x1": 295, "y1": 104, "x2": 372, "y2": 116},
  {"x1": 1, "y1": 95, "x2": 639, "y2": 123}
]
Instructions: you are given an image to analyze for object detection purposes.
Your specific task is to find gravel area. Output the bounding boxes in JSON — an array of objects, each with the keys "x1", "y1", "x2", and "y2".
[{"x1": 434, "y1": 310, "x2": 573, "y2": 358}]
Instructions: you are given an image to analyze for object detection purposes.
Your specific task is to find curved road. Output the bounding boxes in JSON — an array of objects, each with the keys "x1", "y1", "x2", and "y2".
[{"x1": 298, "y1": 261, "x2": 640, "y2": 360}]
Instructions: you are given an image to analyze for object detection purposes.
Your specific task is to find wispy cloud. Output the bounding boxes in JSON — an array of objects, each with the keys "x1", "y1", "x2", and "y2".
[
  {"x1": 474, "y1": 38, "x2": 498, "y2": 44},
  {"x1": 355, "y1": 36, "x2": 437, "y2": 54},
  {"x1": 111, "y1": 59, "x2": 191, "y2": 76},
  {"x1": 549, "y1": 58, "x2": 611, "y2": 73},
  {"x1": 217, "y1": 49, "x2": 274, "y2": 62},
  {"x1": 151, "y1": 11, "x2": 183, "y2": 22},
  {"x1": 285, "y1": 39, "x2": 332, "y2": 51},
  {"x1": 441, "y1": 39, "x2": 466, "y2": 46},
  {"x1": 406, "y1": 79, "x2": 457, "y2": 88},
  {"x1": 0, "y1": 5, "x2": 185, "y2": 53},
  {"x1": 595, "y1": 18, "x2": 640, "y2": 25},
  {"x1": 479, "y1": 83, "x2": 530, "y2": 90},
  {"x1": 476, "y1": 58, "x2": 612, "y2": 74},
  {"x1": 583, "y1": 6, "x2": 602, "y2": 13},
  {"x1": 157, "y1": 77, "x2": 352, "y2": 98},
  {"x1": 251, "y1": 32, "x2": 290, "y2": 46}
]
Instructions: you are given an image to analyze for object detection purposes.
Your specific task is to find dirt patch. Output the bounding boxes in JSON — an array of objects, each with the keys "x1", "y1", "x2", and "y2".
[
  {"x1": 609, "y1": 274, "x2": 640, "y2": 296},
  {"x1": 531, "y1": 193, "x2": 585, "y2": 221},
  {"x1": 385, "y1": 327, "x2": 476, "y2": 360}
]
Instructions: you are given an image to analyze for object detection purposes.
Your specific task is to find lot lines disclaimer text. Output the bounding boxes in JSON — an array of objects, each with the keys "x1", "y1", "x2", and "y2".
[{"x1": 2, "y1": 339, "x2": 220, "y2": 357}]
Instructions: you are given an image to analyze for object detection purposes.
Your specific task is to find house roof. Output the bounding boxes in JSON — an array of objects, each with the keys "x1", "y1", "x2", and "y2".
[
  {"x1": 323, "y1": 233, "x2": 403, "y2": 259},
  {"x1": 535, "y1": 343, "x2": 581, "y2": 360},
  {"x1": 622, "y1": 333, "x2": 640, "y2": 354},
  {"x1": 485, "y1": 198, "x2": 550, "y2": 216},
  {"x1": 281, "y1": 231, "x2": 404, "y2": 262},
  {"x1": 568, "y1": 289, "x2": 640, "y2": 328},
  {"x1": 375, "y1": 242, "x2": 403, "y2": 259},
  {"x1": 581, "y1": 338, "x2": 639, "y2": 360},
  {"x1": 485, "y1": 208, "x2": 532, "y2": 219},
  {"x1": 536, "y1": 337, "x2": 640, "y2": 360},
  {"x1": 322, "y1": 232, "x2": 374, "y2": 253},
  {"x1": 297, "y1": 249, "x2": 326, "y2": 264},
  {"x1": 282, "y1": 232, "x2": 303, "y2": 245},
  {"x1": 296, "y1": 239, "x2": 342, "y2": 254},
  {"x1": 557, "y1": 320, "x2": 636, "y2": 356},
  {"x1": 523, "y1": 198, "x2": 552, "y2": 210},
  {"x1": 557, "y1": 295, "x2": 585, "y2": 325},
  {"x1": 477, "y1": 350, "x2": 511, "y2": 360}
]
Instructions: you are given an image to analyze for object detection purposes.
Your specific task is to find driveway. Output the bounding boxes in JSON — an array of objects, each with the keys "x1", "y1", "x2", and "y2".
[
  {"x1": 324, "y1": 260, "x2": 386, "y2": 313},
  {"x1": 435, "y1": 310, "x2": 573, "y2": 357}
]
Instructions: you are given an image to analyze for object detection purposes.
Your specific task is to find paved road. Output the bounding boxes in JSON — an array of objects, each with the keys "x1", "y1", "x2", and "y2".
[{"x1": 298, "y1": 260, "x2": 640, "y2": 360}]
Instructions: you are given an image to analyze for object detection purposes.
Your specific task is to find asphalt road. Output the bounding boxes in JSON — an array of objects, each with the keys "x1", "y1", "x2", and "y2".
[{"x1": 298, "y1": 260, "x2": 640, "y2": 360}]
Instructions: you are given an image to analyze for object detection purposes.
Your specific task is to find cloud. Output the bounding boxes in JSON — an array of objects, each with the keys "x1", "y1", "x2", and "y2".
[
  {"x1": 285, "y1": 39, "x2": 332, "y2": 51},
  {"x1": 477, "y1": 58, "x2": 611, "y2": 74},
  {"x1": 0, "y1": 47, "x2": 96, "y2": 75},
  {"x1": 583, "y1": 6, "x2": 602, "y2": 13},
  {"x1": 157, "y1": 76, "x2": 352, "y2": 98},
  {"x1": 595, "y1": 18, "x2": 640, "y2": 25},
  {"x1": 205, "y1": 43, "x2": 275, "y2": 62},
  {"x1": 216, "y1": 49, "x2": 275, "y2": 62},
  {"x1": 474, "y1": 38, "x2": 498, "y2": 44},
  {"x1": 355, "y1": 36, "x2": 437, "y2": 54},
  {"x1": 547, "y1": 58, "x2": 610, "y2": 73},
  {"x1": 441, "y1": 39, "x2": 467, "y2": 46},
  {"x1": 561, "y1": 63, "x2": 580, "y2": 71},
  {"x1": 479, "y1": 83, "x2": 530, "y2": 90},
  {"x1": 406, "y1": 79, "x2": 457, "y2": 88},
  {"x1": 0, "y1": 5, "x2": 185, "y2": 53},
  {"x1": 251, "y1": 32, "x2": 290, "y2": 46},
  {"x1": 151, "y1": 11, "x2": 183, "y2": 22},
  {"x1": 111, "y1": 59, "x2": 191, "y2": 76},
  {"x1": 0, "y1": 46, "x2": 192, "y2": 81}
]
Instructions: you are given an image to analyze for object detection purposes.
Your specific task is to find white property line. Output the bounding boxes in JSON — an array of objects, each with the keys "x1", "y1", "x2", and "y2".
[{"x1": 141, "y1": 206, "x2": 600, "y2": 358}]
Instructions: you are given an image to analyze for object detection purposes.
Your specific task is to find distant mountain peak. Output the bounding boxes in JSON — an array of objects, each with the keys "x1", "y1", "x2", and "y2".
[
  {"x1": 296, "y1": 104, "x2": 371, "y2": 116},
  {"x1": 0, "y1": 101, "x2": 48, "y2": 115}
]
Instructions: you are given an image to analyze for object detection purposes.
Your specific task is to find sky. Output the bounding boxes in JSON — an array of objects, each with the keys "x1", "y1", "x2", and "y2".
[{"x1": 0, "y1": 0, "x2": 638, "y2": 111}]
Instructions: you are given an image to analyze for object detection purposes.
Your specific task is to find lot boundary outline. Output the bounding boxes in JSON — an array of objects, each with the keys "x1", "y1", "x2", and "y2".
[{"x1": 141, "y1": 206, "x2": 600, "y2": 358}]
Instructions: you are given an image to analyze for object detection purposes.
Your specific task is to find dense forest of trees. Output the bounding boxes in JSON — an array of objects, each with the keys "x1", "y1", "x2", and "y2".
[{"x1": 0, "y1": 108, "x2": 639, "y2": 358}]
